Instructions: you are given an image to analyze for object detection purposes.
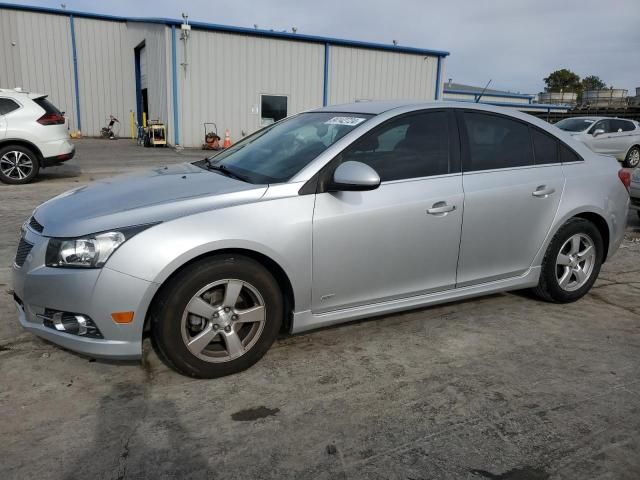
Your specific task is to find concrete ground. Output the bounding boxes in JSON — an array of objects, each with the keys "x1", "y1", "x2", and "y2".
[{"x1": 1, "y1": 139, "x2": 639, "y2": 480}]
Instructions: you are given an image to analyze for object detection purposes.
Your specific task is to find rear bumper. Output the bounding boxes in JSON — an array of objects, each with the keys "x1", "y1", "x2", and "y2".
[{"x1": 41, "y1": 143, "x2": 75, "y2": 167}]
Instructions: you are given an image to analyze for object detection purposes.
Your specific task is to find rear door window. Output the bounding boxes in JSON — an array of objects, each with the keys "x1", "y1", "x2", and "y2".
[
  {"x1": 462, "y1": 112, "x2": 534, "y2": 171},
  {"x1": 0, "y1": 98, "x2": 20, "y2": 115},
  {"x1": 611, "y1": 119, "x2": 635, "y2": 132}
]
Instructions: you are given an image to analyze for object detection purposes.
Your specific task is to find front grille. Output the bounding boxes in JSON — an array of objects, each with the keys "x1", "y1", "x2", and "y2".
[
  {"x1": 631, "y1": 197, "x2": 640, "y2": 208},
  {"x1": 28, "y1": 216, "x2": 44, "y2": 233},
  {"x1": 14, "y1": 238, "x2": 33, "y2": 267}
]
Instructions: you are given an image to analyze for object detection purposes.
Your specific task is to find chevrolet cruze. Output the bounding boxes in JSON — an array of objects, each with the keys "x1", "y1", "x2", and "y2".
[{"x1": 13, "y1": 102, "x2": 629, "y2": 378}]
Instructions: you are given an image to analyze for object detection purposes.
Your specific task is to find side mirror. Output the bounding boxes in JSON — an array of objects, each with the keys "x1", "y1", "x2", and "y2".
[
  {"x1": 592, "y1": 128, "x2": 605, "y2": 137},
  {"x1": 329, "y1": 161, "x2": 381, "y2": 192}
]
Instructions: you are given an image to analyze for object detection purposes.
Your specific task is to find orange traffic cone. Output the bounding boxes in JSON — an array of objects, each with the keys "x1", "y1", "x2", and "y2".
[{"x1": 223, "y1": 129, "x2": 232, "y2": 148}]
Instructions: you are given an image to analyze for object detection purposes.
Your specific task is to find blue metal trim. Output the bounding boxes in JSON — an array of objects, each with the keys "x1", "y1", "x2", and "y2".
[
  {"x1": 443, "y1": 88, "x2": 534, "y2": 99},
  {"x1": 171, "y1": 25, "x2": 179, "y2": 146},
  {"x1": 447, "y1": 98, "x2": 569, "y2": 110},
  {"x1": 134, "y1": 46, "x2": 142, "y2": 126},
  {"x1": 69, "y1": 14, "x2": 81, "y2": 131},
  {"x1": 0, "y1": 2, "x2": 450, "y2": 57},
  {"x1": 435, "y1": 57, "x2": 442, "y2": 100},
  {"x1": 323, "y1": 43, "x2": 329, "y2": 107}
]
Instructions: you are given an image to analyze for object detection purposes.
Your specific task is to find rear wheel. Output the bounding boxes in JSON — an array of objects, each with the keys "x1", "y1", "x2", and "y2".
[
  {"x1": 151, "y1": 254, "x2": 283, "y2": 378},
  {"x1": 532, "y1": 218, "x2": 603, "y2": 303},
  {"x1": 624, "y1": 146, "x2": 640, "y2": 168},
  {"x1": 0, "y1": 145, "x2": 39, "y2": 184}
]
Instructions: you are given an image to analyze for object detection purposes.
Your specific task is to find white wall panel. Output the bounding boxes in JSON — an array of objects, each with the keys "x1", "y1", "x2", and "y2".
[
  {"x1": 328, "y1": 46, "x2": 439, "y2": 105},
  {"x1": 0, "y1": 10, "x2": 76, "y2": 129},
  {"x1": 74, "y1": 17, "x2": 136, "y2": 137},
  {"x1": 177, "y1": 30, "x2": 324, "y2": 147}
]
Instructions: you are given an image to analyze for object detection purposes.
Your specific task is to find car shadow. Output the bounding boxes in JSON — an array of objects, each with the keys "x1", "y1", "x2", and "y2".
[{"x1": 62, "y1": 381, "x2": 211, "y2": 479}]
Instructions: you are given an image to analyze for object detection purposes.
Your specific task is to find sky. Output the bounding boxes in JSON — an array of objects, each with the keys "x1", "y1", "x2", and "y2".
[{"x1": 10, "y1": 0, "x2": 640, "y2": 95}]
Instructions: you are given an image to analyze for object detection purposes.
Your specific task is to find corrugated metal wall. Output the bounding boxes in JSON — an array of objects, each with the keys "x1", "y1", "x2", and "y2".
[
  {"x1": 177, "y1": 30, "x2": 324, "y2": 147},
  {"x1": 328, "y1": 46, "x2": 439, "y2": 104},
  {"x1": 74, "y1": 17, "x2": 136, "y2": 136},
  {"x1": 0, "y1": 9, "x2": 76, "y2": 128},
  {"x1": 1, "y1": 7, "x2": 448, "y2": 147}
]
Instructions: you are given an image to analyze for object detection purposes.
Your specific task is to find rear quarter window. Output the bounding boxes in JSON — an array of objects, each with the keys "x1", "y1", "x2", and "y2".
[
  {"x1": 0, "y1": 98, "x2": 20, "y2": 115},
  {"x1": 33, "y1": 97, "x2": 63, "y2": 115},
  {"x1": 560, "y1": 143, "x2": 582, "y2": 163}
]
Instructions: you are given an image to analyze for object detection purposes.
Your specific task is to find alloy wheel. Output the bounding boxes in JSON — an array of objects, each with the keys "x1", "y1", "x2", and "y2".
[
  {"x1": 0, "y1": 150, "x2": 34, "y2": 180},
  {"x1": 555, "y1": 233, "x2": 596, "y2": 292},
  {"x1": 180, "y1": 279, "x2": 266, "y2": 363},
  {"x1": 628, "y1": 148, "x2": 640, "y2": 168}
]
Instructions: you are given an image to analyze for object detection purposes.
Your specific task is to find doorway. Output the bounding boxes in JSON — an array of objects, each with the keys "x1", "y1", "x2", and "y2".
[{"x1": 134, "y1": 41, "x2": 148, "y2": 125}]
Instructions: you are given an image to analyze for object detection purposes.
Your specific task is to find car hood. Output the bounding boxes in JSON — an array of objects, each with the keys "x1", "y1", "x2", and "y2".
[{"x1": 34, "y1": 162, "x2": 268, "y2": 237}]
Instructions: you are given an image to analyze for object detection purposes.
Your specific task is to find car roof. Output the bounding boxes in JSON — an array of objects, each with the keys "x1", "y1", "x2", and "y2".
[{"x1": 0, "y1": 88, "x2": 45, "y2": 99}]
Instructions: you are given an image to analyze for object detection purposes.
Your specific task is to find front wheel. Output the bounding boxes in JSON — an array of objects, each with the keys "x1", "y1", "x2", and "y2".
[
  {"x1": 151, "y1": 255, "x2": 283, "y2": 378},
  {"x1": 532, "y1": 218, "x2": 603, "y2": 303}
]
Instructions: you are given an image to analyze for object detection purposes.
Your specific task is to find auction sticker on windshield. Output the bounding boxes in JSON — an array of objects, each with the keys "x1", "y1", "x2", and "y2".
[{"x1": 325, "y1": 116, "x2": 367, "y2": 126}]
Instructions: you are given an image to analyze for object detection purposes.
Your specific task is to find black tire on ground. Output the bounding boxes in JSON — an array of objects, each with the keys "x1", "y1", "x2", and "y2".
[
  {"x1": 623, "y1": 146, "x2": 640, "y2": 168},
  {"x1": 0, "y1": 144, "x2": 40, "y2": 184},
  {"x1": 531, "y1": 218, "x2": 604, "y2": 303},
  {"x1": 150, "y1": 254, "x2": 283, "y2": 378}
]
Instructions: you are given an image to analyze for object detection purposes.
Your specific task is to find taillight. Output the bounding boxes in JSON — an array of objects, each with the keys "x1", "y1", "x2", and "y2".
[
  {"x1": 618, "y1": 168, "x2": 631, "y2": 190},
  {"x1": 37, "y1": 113, "x2": 65, "y2": 125}
]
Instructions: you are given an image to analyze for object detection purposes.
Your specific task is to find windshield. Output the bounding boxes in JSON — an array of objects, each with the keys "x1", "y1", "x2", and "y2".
[
  {"x1": 555, "y1": 118, "x2": 595, "y2": 132},
  {"x1": 205, "y1": 112, "x2": 372, "y2": 184}
]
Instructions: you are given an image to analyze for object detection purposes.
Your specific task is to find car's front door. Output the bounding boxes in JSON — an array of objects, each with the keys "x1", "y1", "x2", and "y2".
[
  {"x1": 456, "y1": 111, "x2": 565, "y2": 286},
  {"x1": 583, "y1": 119, "x2": 617, "y2": 154},
  {"x1": 311, "y1": 110, "x2": 463, "y2": 313}
]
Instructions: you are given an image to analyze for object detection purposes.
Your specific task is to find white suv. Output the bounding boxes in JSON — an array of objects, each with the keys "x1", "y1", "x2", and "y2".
[{"x1": 0, "y1": 88, "x2": 75, "y2": 184}]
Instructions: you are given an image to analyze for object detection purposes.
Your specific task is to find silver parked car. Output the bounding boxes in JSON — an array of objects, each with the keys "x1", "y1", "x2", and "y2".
[
  {"x1": 13, "y1": 102, "x2": 629, "y2": 378},
  {"x1": 555, "y1": 116, "x2": 640, "y2": 168}
]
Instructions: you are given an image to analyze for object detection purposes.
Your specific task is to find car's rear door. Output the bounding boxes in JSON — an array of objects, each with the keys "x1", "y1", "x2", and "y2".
[
  {"x1": 311, "y1": 110, "x2": 463, "y2": 313},
  {"x1": 456, "y1": 110, "x2": 565, "y2": 286}
]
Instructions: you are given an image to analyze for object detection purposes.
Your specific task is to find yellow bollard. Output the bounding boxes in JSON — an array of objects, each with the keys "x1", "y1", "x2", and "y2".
[
  {"x1": 142, "y1": 112, "x2": 147, "y2": 128},
  {"x1": 130, "y1": 111, "x2": 135, "y2": 139}
]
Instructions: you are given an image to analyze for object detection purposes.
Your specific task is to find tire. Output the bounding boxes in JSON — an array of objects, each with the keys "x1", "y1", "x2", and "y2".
[
  {"x1": 624, "y1": 146, "x2": 640, "y2": 168},
  {"x1": 532, "y1": 218, "x2": 603, "y2": 303},
  {"x1": 0, "y1": 145, "x2": 40, "y2": 184},
  {"x1": 151, "y1": 254, "x2": 283, "y2": 378},
  {"x1": 637, "y1": 210, "x2": 640, "y2": 220}
]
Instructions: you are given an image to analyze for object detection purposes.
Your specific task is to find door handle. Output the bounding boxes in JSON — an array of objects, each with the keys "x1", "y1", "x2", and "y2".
[
  {"x1": 427, "y1": 202, "x2": 456, "y2": 215},
  {"x1": 532, "y1": 185, "x2": 555, "y2": 198}
]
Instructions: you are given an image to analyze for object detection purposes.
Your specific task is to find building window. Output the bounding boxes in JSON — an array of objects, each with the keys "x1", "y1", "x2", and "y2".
[{"x1": 261, "y1": 95, "x2": 288, "y2": 126}]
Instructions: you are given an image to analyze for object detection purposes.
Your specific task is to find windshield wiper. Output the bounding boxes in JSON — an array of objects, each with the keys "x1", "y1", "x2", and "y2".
[{"x1": 206, "y1": 162, "x2": 251, "y2": 183}]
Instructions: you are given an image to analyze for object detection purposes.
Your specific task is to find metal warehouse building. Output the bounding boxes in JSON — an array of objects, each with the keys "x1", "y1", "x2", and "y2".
[{"x1": 0, "y1": 3, "x2": 449, "y2": 147}]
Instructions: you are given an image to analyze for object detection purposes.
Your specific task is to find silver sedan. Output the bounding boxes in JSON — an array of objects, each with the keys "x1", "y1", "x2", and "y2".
[
  {"x1": 13, "y1": 102, "x2": 629, "y2": 378},
  {"x1": 555, "y1": 116, "x2": 640, "y2": 168}
]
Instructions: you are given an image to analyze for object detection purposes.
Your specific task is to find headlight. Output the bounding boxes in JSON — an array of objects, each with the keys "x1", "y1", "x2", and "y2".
[{"x1": 46, "y1": 225, "x2": 155, "y2": 268}]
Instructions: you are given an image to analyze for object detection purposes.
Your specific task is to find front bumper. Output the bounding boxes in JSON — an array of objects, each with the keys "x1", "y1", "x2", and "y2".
[{"x1": 11, "y1": 226, "x2": 158, "y2": 360}]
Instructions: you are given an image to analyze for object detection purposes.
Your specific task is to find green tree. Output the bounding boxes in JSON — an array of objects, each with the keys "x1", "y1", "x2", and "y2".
[
  {"x1": 581, "y1": 75, "x2": 607, "y2": 91},
  {"x1": 543, "y1": 68, "x2": 581, "y2": 93}
]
